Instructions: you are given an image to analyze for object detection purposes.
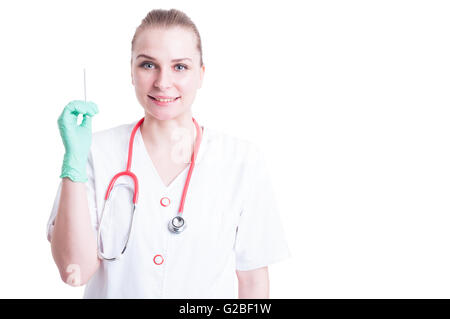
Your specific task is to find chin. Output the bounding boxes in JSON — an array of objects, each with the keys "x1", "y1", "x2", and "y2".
[{"x1": 143, "y1": 107, "x2": 179, "y2": 121}]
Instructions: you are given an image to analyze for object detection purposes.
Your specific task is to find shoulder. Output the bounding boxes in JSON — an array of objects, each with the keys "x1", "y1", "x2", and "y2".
[
  {"x1": 90, "y1": 121, "x2": 138, "y2": 157},
  {"x1": 91, "y1": 120, "x2": 140, "y2": 147},
  {"x1": 204, "y1": 127, "x2": 261, "y2": 165},
  {"x1": 92, "y1": 121, "x2": 136, "y2": 144}
]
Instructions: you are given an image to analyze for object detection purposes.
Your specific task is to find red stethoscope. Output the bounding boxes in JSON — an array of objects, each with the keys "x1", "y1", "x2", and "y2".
[{"x1": 97, "y1": 117, "x2": 203, "y2": 261}]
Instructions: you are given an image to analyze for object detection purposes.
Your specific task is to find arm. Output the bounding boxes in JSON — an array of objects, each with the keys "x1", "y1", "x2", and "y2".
[
  {"x1": 50, "y1": 178, "x2": 100, "y2": 286},
  {"x1": 236, "y1": 266, "x2": 269, "y2": 299},
  {"x1": 51, "y1": 100, "x2": 100, "y2": 286}
]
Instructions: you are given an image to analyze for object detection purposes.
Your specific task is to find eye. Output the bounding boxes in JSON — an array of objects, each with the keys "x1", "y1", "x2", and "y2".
[
  {"x1": 139, "y1": 62, "x2": 188, "y2": 71},
  {"x1": 140, "y1": 62, "x2": 154, "y2": 69},
  {"x1": 175, "y1": 64, "x2": 188, "y2": 71}
]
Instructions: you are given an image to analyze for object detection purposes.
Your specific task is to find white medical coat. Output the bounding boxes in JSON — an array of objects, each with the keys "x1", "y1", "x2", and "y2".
[{"x1": 47, "y1": 120, "x2": 290, "y2": 298}]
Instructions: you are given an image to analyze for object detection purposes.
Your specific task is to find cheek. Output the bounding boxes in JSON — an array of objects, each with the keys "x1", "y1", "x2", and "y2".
[
  {"x1": 134, "y1": 75, "x2": 154, "y2": 94},
  {"x1": 177, "y1": 76, "x2": 199, "y2": 93},
  {"x1": 134, "y1": 71, "x2": 151, "y2": 84}
]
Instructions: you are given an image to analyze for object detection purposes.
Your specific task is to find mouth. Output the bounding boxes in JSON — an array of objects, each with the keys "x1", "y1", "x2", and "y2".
[{"x1": 148, "y1": 95, "x2": 181, "y2": 105}]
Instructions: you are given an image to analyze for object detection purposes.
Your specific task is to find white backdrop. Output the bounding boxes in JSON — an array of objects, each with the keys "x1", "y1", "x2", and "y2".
[{"x1": 0, "y1": 0, "x2": 449, "y2": 298}]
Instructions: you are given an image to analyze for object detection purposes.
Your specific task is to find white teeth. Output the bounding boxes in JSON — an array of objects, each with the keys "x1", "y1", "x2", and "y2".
[{"x1": 154, "y1": 97, "x2": 177, "y2": 102}]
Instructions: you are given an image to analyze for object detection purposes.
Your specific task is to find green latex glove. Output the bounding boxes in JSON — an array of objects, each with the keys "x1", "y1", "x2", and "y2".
[{"x1": 58, "y1": 100, "x2": 99, "y2": 182}]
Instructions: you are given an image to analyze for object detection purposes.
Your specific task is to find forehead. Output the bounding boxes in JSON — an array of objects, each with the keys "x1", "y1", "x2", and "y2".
[{"x1": 133, "y1": 27, "x2": 197, "y2": 60}]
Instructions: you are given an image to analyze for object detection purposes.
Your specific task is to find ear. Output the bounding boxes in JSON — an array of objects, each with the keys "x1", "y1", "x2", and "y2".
[{"x1": 199, "y1": 64, "x2": 205, "y2": 88}]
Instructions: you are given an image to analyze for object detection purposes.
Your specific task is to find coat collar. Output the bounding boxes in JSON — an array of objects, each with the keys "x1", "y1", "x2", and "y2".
[{"x1": 131, "y1": 119, "x2": 209, "y2": 164}]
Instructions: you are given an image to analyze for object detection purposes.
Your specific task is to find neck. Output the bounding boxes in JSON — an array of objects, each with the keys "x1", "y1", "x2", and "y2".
[{"x1": 140, "y1": 112, "x2": 197, "y2": 154}]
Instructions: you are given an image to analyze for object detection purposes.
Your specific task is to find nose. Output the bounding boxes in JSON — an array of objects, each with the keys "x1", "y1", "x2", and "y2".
[{"x1": 153, "y1": 67, "x2": 173, "y2": 90}]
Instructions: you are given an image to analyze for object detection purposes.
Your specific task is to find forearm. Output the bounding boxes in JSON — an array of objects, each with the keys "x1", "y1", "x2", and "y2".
[
  {"x1": 236, "y1": 267, "x2": 270, "y2": 299},
  {"x1": 238, "y1": 279, "x2": 270, "y2": 298},
  {"x1": 51, "y1": 178, "x2": 100, "y2": 286}
]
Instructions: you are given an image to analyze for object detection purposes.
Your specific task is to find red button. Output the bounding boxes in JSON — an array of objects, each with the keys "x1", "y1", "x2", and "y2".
[
  {"x1": 160, "y1": 197, "x2": 171, "y2": 207},
  {"x1": 153, "y1": 254, "x2": 164, "y2": 265}
]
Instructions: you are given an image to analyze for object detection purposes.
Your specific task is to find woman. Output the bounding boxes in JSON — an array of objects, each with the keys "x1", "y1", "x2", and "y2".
[{"x1": 47, "y1": 8, "x2": 289, "y2": 299}]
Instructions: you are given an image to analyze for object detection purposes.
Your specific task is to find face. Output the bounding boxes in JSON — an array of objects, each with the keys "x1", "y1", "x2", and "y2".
[{"x1": 131, "y1": 27, "x2": 205, "y2": 121}]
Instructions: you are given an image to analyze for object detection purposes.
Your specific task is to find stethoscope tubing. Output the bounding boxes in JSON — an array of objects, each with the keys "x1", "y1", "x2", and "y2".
[
  {"x1": 104, "y1": 117, "x2": 144, "y2": 204},
  {"x1": 97, "y1": 117, "x2": 203, "y2": 261}
]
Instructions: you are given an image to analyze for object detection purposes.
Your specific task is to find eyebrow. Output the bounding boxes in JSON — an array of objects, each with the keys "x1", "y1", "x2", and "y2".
[{"x1": 136, "y1": 54, "x2": 192, "y2": 62}]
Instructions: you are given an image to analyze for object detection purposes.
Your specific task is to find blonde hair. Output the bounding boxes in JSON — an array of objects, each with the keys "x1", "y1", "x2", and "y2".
[{"x1": 131, "y1": 8, "x2": 204, "y2": 67}]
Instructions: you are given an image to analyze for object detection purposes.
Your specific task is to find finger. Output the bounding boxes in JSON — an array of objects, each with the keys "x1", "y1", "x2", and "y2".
[
  {"x1": 87, "y1": 101, "x2": 99, "y2": 114},
  {"x1": 80, "y1": 114, "x2": 92, "y2": 129},
  {"x1": 58, "y1": 106, "x2": 78, "y2": 127},
  {"x1": 64, "y1": 100, "x2": 98, "y2": 117}
]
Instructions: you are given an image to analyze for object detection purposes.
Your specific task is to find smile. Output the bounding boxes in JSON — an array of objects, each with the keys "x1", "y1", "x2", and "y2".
[
  {"x1": 148, "y1": 95, "x2": 180, "y2": 102},
  {"x1": 148, "y1": 95, "x2": 181, "y2": 106}
]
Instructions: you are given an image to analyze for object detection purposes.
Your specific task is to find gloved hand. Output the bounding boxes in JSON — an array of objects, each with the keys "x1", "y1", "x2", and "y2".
[{"x1": 58, "y1": 100, "x2": 99, "y2": 182}]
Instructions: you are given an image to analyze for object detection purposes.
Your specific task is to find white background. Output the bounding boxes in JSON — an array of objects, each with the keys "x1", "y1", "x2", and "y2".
[{"x1": 0, "y1": 0, "x2": 449, "y2": 298}]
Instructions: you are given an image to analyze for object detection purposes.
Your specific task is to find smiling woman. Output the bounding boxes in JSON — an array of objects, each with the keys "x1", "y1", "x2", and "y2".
[
  {"x1": 131, "y1": 25, "x2": 204, "y2": 130},
  {"x1": 47, "y1": 8, "x2": 290, "y2": 299}
]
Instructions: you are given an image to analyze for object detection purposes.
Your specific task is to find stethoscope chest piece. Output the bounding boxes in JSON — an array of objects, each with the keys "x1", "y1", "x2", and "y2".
[{"x1": 168, "y1": 216, "x2": 186, "y2": 234}]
